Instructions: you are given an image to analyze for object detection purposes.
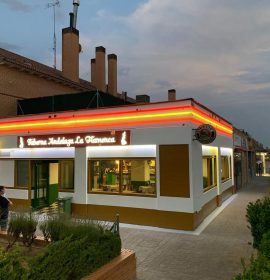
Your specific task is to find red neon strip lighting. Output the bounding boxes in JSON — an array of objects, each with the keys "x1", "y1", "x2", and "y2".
[
  {"x1": 0, "y1": 105, "x2": 233, "y2": 136},
  {"x1": 0, "y1": 105, "x2": 192, "y2": 125},
  {"x1": 0, "y1": 105, "x2": 231, "y2": 127}
]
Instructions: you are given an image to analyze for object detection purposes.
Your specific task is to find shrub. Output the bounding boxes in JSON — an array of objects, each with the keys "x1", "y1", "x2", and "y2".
[
  {"x1": 60, "y1": 222, "x2": 103, "y2": 241},
  {"x1": 39, "y1": 214, "x2": 70, "y2": 242},
  {"x1": 259, "y1": 231, "x2": 270, "y2": 259},
  {"x1": 7, "y1": 214, "x2": 24, "y2": 248},
  {"x1": 1, "y1": 213, "x2": 122, "y2": 279},
  {"x1": 21, "y1": 217, "x2": 38, "y2": 247},
  {"x1": 235, "y1": 198, "x2": 270, "y2": 279},
  {"x1": 246, "y1": 197, "x2": 270, "y2": 248},
  {"x1": 0, "y1": 246, "x2": 29, "y2": 280},
  {"x1": 28, "y1": 232, "x2": 121, "y2": 280},
  {"x1": 234, "y1": 254, "x2": 270, "y2": 280},
  {"x1": 39, "y1": 215, "x2": 106, "y2": 242},
  {"x1": 7, "y1": 212, "x2": 37, "y2": 250}
]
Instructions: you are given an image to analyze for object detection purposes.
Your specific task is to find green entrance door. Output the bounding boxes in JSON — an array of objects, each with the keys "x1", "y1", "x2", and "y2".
[
  {"x1": 31, "y1": 160, "x2": 59, "y2": 209},
  {"x1": 32, "y1": 161, "x2": 49, "y2": 209}
]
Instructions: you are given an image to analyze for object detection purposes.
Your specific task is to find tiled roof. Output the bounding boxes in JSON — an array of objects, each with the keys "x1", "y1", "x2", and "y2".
[{"x1": 0, "y1": 48, "x2": 95, "y2": 91}]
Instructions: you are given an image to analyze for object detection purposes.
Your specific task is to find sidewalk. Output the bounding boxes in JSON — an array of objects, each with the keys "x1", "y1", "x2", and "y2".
[{"x1": 120, "y1": 176, "x2": 270, "y2": 280}]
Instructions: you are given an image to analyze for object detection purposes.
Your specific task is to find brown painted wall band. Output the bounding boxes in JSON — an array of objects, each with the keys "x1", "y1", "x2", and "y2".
[
  {"x1": 72, "y1": 203, "x2": 195, "y2": 230},
  {"x1": 221, "y1": 186, "x2": 234, "y2": 202},
  {"x1": 72, "y1": 185, "x2": 234, "y2": 230},
  {"x1": 159, "y1": 144, "x2": 190, "y2": 197},
  {"x1": 10, "y1": 198, "x2": 30, "y2": 209}
]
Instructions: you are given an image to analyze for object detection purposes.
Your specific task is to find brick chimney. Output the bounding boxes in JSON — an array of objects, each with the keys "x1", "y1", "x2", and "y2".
[
  {"x1": 62, "y1": 13, "x2": 80, "y2": 82},
  {"x1": 168, "y1": 89, "x2": 176, "y2": 101},
  {"x1": 95, "y1": 46, "x2": 106, "y2": 92},
  {"x1": 91, "y1": 58, "x2": 96, "y2": 87},
  {"x1": 108, "y1": 54, "x2": 117, "y2": 96}
]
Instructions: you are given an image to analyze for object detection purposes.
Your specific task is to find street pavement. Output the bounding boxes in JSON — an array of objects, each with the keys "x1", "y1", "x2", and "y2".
[{"x1": 120, "y1": 176, "x2": 270, "y2": 280}]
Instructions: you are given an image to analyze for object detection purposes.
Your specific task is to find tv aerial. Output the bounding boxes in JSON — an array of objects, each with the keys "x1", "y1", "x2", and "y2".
[{"x1": 47, "y1": 0, "x2": 60, "y2": 69}]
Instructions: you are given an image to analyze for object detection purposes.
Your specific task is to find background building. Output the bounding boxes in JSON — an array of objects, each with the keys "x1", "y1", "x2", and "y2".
[{"x1": 0, "y1": 10, "x2": 132, "y2": 118}]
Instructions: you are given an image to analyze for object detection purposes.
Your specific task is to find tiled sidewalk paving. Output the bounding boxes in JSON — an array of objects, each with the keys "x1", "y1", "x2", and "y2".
[{"x1": 120, "y1": 176, "x2": 270, "y2": 280}]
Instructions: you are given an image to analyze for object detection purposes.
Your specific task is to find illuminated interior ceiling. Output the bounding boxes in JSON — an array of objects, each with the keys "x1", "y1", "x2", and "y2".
[{"x1": 0, "y1": 103, "x2": 232, "y2": 137}]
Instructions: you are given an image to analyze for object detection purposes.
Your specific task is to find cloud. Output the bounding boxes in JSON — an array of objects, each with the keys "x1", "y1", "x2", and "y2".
[
  {"x1": 155, "y1": 80, "x2": 172, "y2": 89},
  {"x1": 119, "y1": 66, "x2": 131, "y2": 77},
  {"x1": 232, "y1": 69, "x2": 270, "y2": 84},
  {"x1": 0, "y1": 42, "x2": 22, "y2": 52},
  {"x1": 1, "y1": 0, "x2": 33, "y2": 12},
  {"x1": 96, "y1": 9, "x2": 109, "y2": 18},
  {"x1": 75, "y1": 0, "x2": 270, "y2": 145}
]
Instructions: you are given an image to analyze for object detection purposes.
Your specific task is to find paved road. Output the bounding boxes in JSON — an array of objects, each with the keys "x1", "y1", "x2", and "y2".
[{"x1": 120, "y1": 176, "x2": 270, "y2": 280}]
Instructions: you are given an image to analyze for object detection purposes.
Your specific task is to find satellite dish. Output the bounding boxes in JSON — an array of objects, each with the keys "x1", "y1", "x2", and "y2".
[{"x1": 79, "y1": 44, "x2": 82, "y2": 53}]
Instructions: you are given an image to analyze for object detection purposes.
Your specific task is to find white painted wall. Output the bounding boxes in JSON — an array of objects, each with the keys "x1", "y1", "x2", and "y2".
[
  {"x1": 191, "y1": 141, "x2": 204, "y2": 212},
  {"x1": 86, "y1": 127, "x2": 195, "y2": 212},
  {"x1": 87, "y1": 145, "x2": 156, "y2": 158},
  {"x1": 157, "y1": 197, "x2": 194, "y2": 212},
  {"x1": 6, "y1": 189, "x2": 28, "y2": 200},
  {"x1": 201, "y1": 187, "x2": 218, "y2": 207},
  {"x1": 220, "y1": 147, "x2": 233, "y2": 156},
  {"x1": 59, "y1": 192, "x2": 74, "y2": 198},
  {"x1": 87, "y1": 193, "x2": 158, "y2": 209},
  {"x1": 74, "y1": 148, "x2": 87, "y2": 204},
  {"x1": 0, "y1": 148, "x2": 74, "y2": 159},
  {"x1": 221, "y1": 179, "x2": 233, "y2": 193},
  {"x1": 192, "y1": 136, "x2": 233, "y2": 211},
  {"x1": 0, "y1": 160, "x2": 14, "y2": 187},
  {"x1": 0, "y1": 124, "x2": 233, "y2": 216},
  {"x1": 0, "y1": 136, "x2": 17, "y2": 149},
  {"x1": 10, "y1": 148, "x2": 74, "y2": 158},
  {"x1": 132, "y1": 126, "x2": 191, "y2": 145}
]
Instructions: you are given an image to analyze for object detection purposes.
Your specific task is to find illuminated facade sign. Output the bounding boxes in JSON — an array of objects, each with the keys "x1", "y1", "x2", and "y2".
[
  {"x1": 18, "y1": 131, "x2": 130, "y2": 148},
  {"x1": 195, "y1": 124, "x2": 216, "y2": 144}
]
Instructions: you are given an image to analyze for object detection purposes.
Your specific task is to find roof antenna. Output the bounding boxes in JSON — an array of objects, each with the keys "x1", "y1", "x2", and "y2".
[
  {"x1": 72, "y1": 0, "x2": 80, "y2": 29},
  {"x1": 87, "y1": 90, "x2": 104, "y2": 108},
  {"x1": 47, "y1": 0, "x2": 60, "y2": 69}
]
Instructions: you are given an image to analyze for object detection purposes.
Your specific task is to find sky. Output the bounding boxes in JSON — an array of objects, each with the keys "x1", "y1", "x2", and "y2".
[{"x1": 0, "y1": 0, "x2": 270, "y2": 146}]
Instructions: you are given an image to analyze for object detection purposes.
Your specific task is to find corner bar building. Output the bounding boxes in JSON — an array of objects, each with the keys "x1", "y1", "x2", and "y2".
[{"x1": 0, "y1": 98, "x2": 233, "y2": 230}]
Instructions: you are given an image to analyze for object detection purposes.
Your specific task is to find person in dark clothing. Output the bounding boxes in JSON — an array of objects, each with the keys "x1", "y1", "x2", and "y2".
[{"x1": 0, "y1": 186, "x2": 13, "y2": 231}]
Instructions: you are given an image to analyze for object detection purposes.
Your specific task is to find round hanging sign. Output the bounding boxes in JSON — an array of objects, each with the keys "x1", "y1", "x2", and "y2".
[{"x1": 195, "y1": 124, "x2": 216, "y2": 144}]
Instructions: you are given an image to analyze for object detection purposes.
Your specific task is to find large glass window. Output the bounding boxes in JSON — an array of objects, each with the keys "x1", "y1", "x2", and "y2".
[
  {"x1": 221, "y1": 156, "x2": 231, "y2": 181},
  {"x1": 59, "y1": 160, "x2": 74, "y2": 190},
  {"x1": 89, "y1": 159, "x2": 156, "y2": 196},
  {"x1": 15, "y1": 159, "x2": 74, "y2": 190},
  {"x1": 202, "y1": 156, "x2": 217, "y2": 191},
  {"x1": 15, "y1": 160, "x2": 30, "y2": 188},
  {"x1": 90, "y1": 160, "x2": 120, "y2": 192}
]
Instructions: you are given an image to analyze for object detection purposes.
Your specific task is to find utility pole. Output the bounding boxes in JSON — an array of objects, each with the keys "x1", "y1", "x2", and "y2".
[{"x1": 47, "y1": 0, "x2": 60, "y2": 69}]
